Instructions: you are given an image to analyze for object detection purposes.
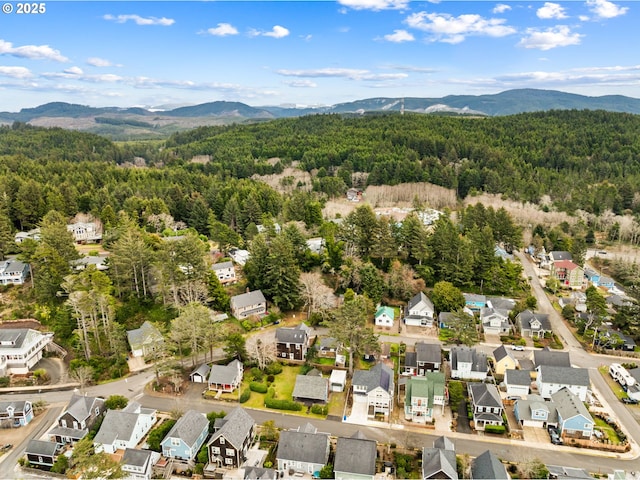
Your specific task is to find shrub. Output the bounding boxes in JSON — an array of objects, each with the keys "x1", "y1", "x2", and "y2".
[
  {"x1": 241, "y1": 320, "x2": 254, "y2": 331},
  {"x1": 105, "y1": 395, "x2": 128, "y2": 410},
  {"x1": 0, "y1": 376, "x2": 9, "y2": 387},
  {"x1": 266, "y1": 374, "x2": 275, "y2": 383},
  {"x1": 265, "y1": 397, "x2": 303, "y2": 411},
  {"x1": 250, "y1": 382, "x2": 268, "y2": 393},
  {"x1": 147, "y1": 419, "x2": 177, "y2": 451},
  {"x1": 311, "y1": 404, "x2": 328, "y2": 415},
  {"x1": 264, "y1": 461, "x2": 273, "y2": 468},
  {"x1": 484, "y1": 424, "x2": 506, "y2": 434},
  {"x1": 51, "y1": 455, "x2": 69, "y2": 474},
  {"x1": 266, "y1": 362, "x2": 283, "y2": 375},
  {"x1": 250, "y1": 368, "x2": 264, "y2": 382},
  {"x1": 239, "y1": 389, "x2": 251, "y2": 403}
]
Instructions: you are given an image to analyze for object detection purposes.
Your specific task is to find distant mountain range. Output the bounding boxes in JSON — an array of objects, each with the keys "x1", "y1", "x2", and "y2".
[{"x1": 2, "y1": 89, "x2": 639, "y2": 139}]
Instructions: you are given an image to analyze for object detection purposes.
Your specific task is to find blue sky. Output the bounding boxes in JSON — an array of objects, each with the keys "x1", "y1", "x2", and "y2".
[{"x1": 0, "y1": 0, "x2": 637, "y2": 110}]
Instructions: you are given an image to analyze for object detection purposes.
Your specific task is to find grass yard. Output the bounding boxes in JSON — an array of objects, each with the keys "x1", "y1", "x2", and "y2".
[
  {"x1": 327, "y1": 390, "x2": 347, "y2": 417},
  {"x1": 598, "y1": 366, "x2": 628, "y2": 400},
  {"x1": 594, "y1": 416, "x2": 622, "y2": 444}
]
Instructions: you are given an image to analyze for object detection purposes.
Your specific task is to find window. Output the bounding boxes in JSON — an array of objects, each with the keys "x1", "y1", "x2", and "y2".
[
  {"x1": 226, "y1": 448, "x2": 234, "y2": 457},
  {"x1": 220, "y1": 437, "x2": 225, "y2": 444},
  {"x1": 95, "y1": 407, "x2": 100, "y2": 415},
  {"x1": 211, "y1": 447, "x2": 220, "y2": 455},
  {"x1": 171, "y1": 438, "x2": 180, "y2": 446},
  {"x1": 225, "y1": 458, "x2": 233, "y2": 465}
]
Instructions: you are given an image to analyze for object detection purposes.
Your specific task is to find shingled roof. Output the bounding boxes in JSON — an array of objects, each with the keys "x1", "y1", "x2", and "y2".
[
  {"x1": 334, "y1": 432, "x2": 377, "y2": 477},
  {"x1": 352, "y1": 362, "x2": 394, "y2": 394},
  {"x1": 208, "y1": 407, "x2": 254, "y2": 449}
]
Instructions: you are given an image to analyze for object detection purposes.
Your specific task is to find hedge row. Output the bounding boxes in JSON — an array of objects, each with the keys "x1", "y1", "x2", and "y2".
[{"x1": 250, "y1": 382, "x2": 268, "y2": 393}]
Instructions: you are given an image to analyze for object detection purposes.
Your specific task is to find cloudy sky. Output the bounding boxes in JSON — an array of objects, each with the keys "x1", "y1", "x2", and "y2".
[{"x1": 0, "y1": 0, "x2": 637, "y2": 110}]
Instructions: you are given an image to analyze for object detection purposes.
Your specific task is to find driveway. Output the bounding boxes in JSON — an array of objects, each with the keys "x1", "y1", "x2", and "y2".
[{"x1": 33, "y1": 357, "x2": 65, "y2": 385}]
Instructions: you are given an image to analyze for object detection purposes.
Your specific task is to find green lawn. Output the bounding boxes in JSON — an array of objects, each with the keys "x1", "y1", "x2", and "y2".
[
  {"x1": 594, "y1": 416, "x2": 621, "y2": 444},
  {"x1": 598, "y1": 366, "x2": 628, "y2": 400}
]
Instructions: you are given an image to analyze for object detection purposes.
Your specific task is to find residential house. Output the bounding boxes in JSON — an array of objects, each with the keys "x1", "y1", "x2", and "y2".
[
  {"x1": 516, "y1": 311, "x2": 552, "y2": 339},
  {"x1": 606, "y1": 294, "x2": 633, "y2": 310},
  {"x1": 0, "y1": 328, "x2": 53, "y2": 375},
  {"x1": 513, "y1": 395, "x2": 558, "y2": 428},
  {"x1": 190, "y1": 363, "x2": 210, "y2": 384},
  {"x1": 24, "y1": 440, "x2": 57, "y2": 469},
  {"x1": 244, "y1": 467, "x2": 278, "y2": 480},
  {"x1": 532, "y1": 348, "x2": 571, "y2": 369},
  {"x1": 67, "y1": 221, "x2": 102, "y2": 243},
  {"x1": 121, "y1": 448, "x2": 160, "y2": 480},
  {"x1": 471, "y1": 450, "x2": 509, "y2": 480},
  {"x1": 48, "y1": 393, "x2": 105, "y2": 444},
  {"x1": 211, "y1": 261, "x2": 236, "y2": 285},
  {"x1": 126, "y1": 321, "x2": 164, "y2": 358},
  {"x1": 71, "y1": 255, "x2": 109, "y2": 271},
  {"x1": 480, "y1": 307, "x2": 511, "y2": 335},
  {"x1": 468, "y1": 383, "x2": 504, "y2": 431},
  {"x1": 422, "y1": 436, "x2": 458, "y2": 480},
  {"x1": 584, "y1": 268, "x2": 601, "y2": 287},
  {"x1": 230, "y1": 290, "x2": 267, "y2": 319},
  {"x1": 487, "y1": 297, "x2": 516, "y2": 312},
  {"x1": 306, "y1": 238, "x2": 325, "y2": 255},
  {"x1": 292, "y1": 374, "x2": 329, "y2": 404},
  {"x1": 352, "y1": 362, "x2": 395, "y2": 420},
  {"x1": 551, "y1": 260, "x2": 584, "y2": 290},
  {"x1": 275, "y1": 324, "x2": 311, "y2": 361},
  {"x1": 375, "y1": 306, "x2": 395, "y2": 327},
  {"x1": 404, "y1": 292, "x2": 435, "y2": 327},
  {"x1": 547, "y1": 465, "x2": 595, "y2": 480},
  {"x1": 599, "y1": 276, "x2": 616, "y2": 290},
  {"x1": 93, "y1": 402, "x2": 157, "y2": 454},
  {"x1": 0, "y1": 258, "x2": 30, "y2": 285},
  {"x1": 161, "y1": 410, "x2": 209, "y2": 461},
  {"x1": 505, "y1": 369, "x2": 532, "y2": 397},
  {"x1": 552, "y1": 388, "x2": 594, "y2": 439},
  {"x1": 317, "y1": 337, "x2": 339, "y2": 358},
  {"x1": 450, "y1": 346, "x2": 488, "y2": 381},
  {"x1": 229, "y1": 249, "x2": 250, "y2": 266},
  {"x1": 0, "y1": 400, "x2": 33, "y2": 427},
  {"x1": 208, "y1": 359, "x2": 243, "y2": 393},
  {"x1": 276, "y1": 423, "x2": 330, "y2": 475},
  {"x1": 464, "y1": 293, "x2": 487, "y2": 312},
  {"x1": 403, "y1": 342, "x2": 441, "y2": 375},
  {"x1": 334, "y1": 431, "x2": 377, "y2": 480},
  {"x1": 329, "y1": 369, "x2": 347, "y2": 393},
  {"x1": 549, "y1": 251, "x2": 573, "y2": 262},
  {"x1": 536, "y1": 366, "x2": 590, "y2": 401},
  {"x1": 207, "y1": 407, "x2": 255, "y2": 469},
  {"x1": 14, "y1": 228, "x2": 41, "y2": 244},
  {"x1": 404, "y1": 372, "x2": 446, "y2": 423},
  {"x1": 492, "y1": 345, "x2": 519, "y2": 377}
]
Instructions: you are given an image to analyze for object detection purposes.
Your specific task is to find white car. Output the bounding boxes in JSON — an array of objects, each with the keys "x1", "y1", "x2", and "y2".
[{"x1": 511, "y1": 345, "x2": 525, "y2": 351}]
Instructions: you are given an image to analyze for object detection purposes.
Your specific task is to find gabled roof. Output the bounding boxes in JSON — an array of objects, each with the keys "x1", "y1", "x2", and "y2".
[
  {"x1": 244, "y1": 466, "x2": 278, "y2": 480},
  {"x1": 464, "y1": 293, "x2": 487, "y2": 305},
  {"x1": 0, "y1": 400, "x2": 30, "y2": 413},
  {"x1": 404, "y1": 351, "x2": 417, "y2": 369},
  {"x1": 480, "y1": 307, "x2": 509, "y2": 321},
  {"x1": 554, "y1": 260, "x2": 581, "y2": 271},
  {"x1": 212, "y1": 261, "x2": 234, "y2": 271},
  {"x1": 122, "y1": 448, "x2": 153, "y2": 468},
  {"x1": 334, "y1": 433, "x2": 377, "y2": 476},
  {"x1": 163, "y1": 410, "x2": 208, "y2": 448},
  {"x1": 191, "y1": 363, "x2": 210, "y2": 379},
  {"x1": 64, "y1": 393, "x2": 104, "y2": 423},
  {"x1": 406, "y1": 373, "x2": 446, "y2": 407},
  {"x1": 471, "y1": 450, "x2": 509, "y2": 480},
  {"x1": 375, "y1": 306, "x2": 395, "y2": 319},
  {"x1": 492, "y1": 345, "x2": 514, "y2": 363},
  {"x1": 208, "y1": 359, "x2": 242, "y2": 385},
  {"x1": 352, "y1": 362, "x2": 394, "y2": 394},
  {"x1": 0, "y1": 329, "x2": 51, "y2": 350},
  {"x1": 48, "y1": 426, "x2": 88, "y2": 440},
  {"x1": 538, "y1": 366, "x2": 590, "y2": 387},
  {"x1": 231, "y1": 290, "x2": 266, "y2": 309},
  {"x1": 276, "y1": 424, "x2": 329, "y2": 466},
  {"x1": 517, "y1": 310, "x2": 552, "y2": 331},
  {"x1": 208, "y1": 407, "x2": 254, "y2": 449},
  {"x1": 407, "y1": 291, "x2": 434, "y2": 312},
  {"x1": 275, "y1": 324, "x2": 309, "y2": 344},
  {"x1": 93, "y1": 410, "x2": 142, "y2": 446},
  {"x1": 450, "y1": 346, "x2": 487, "y2": 374},
  {"x1": 546, "y1": 465, "x2": 594, "y2": 479},
  {"x1": 433, "y1": 436, "x2": 455, "y2": 451},
  {"x1": 550, "y1": 251, "x2": 572, "y2": 261},
  {"x1": 468, "y1": 383, "x2": 502, "y2": 409},
  {"x1": 422, "y1": 438, "x2": 457, "y2": 480},
  {"x1": 126, "y1": 321, "x2": 163, "y2": 350},
  {"x1": 292, "y1": 375, "x2": 328, "y2": 402},
  {"x1": 25, "y1": 439, "x2": 57, "y2": 457},
  {"x1": 415, "y1": 342, "x2": 441, "y2": 364},
  {"x1": 487, "y1": 297, "x2": 516, "y2": 311},
  {"x1": 505, "y1": 369, "x2": 532, "y2": 386},
  {"x1": 552, "y1": 388, "x2": 593, "y2": 423},
  {"x1": 533, "y1": 348, "x2": 571, "y2": 368}
]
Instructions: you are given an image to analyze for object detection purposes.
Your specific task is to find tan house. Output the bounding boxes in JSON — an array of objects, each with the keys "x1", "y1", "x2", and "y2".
[
  {"x1": 230, "y1": 290, "x2": 266, "y2": 319},
  {"x1": 492, "y1": 345, "x2": 519, "y2": 377}
]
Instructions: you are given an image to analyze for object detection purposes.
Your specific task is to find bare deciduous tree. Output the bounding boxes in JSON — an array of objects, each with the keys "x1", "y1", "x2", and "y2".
[
  {"x1": 299, "y1": 272, "x2": 336, "y2": 320},
  {"x1": 246, "y1": 337, "x2": 276, "y2": 370}
]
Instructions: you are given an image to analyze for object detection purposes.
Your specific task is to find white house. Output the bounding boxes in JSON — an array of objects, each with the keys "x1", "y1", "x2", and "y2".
[
  {"x1": 329, "y1": 369, "x2": 347, "y2": 393},
  {"x1": 211, "y1": 261, "x2": 236, "y2": 285},
  {"x1": 0, "y1": 259, "x2": 30, "y2": 286},
  {"x1": 67, "y1": 221, "x2": 102, "y2": 243},
  {"x1": 93, "y1": 402, "x2": 157, "y2": 454},
  {"x1": 536, "y1": 366, "x2": 590, "y2": 402},
  {"x1": 505, "y1": 369, "x2": 532, "y2": 397},
  {"x1": 374, "y1": 306, "x2": 395, "y2": 327},
  {"x1": 404, "y1": 292, "x2": 435, "y2": 327},
  {"x1": 0, "y1": 328, "x2": 53, "y2": 375},
  {"x1": 121, "y1": 448, "x2": 160, "y2": 480},
  {"x1": 352, "y1": 363, "x2": 394, "y2": 420},
  {"x1": 480, "y1": 307, "x2": 511, "y2": 335},
  {"x1": 449, "y1": 346, "x2": 488, "y2": 381}
]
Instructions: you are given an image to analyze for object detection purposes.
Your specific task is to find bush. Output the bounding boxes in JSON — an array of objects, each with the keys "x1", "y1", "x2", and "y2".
[
  {"x1": 266, "y1": 374, "x2": 275, "y2": 383},
  {"x1": 250, "y1": 382, "x2": 268, "y2": 393},
  {"x1": 484, "y1": 424, "x2": 506, "y2": 434},
  {"x1": 0, "y1": 376, "x2": 9, "y2": 387},
  {"x1": 105, "y1": 395, "x2": 128, "y2": 410},
  {"x1": 265, "y1": 397, "x2": 303, "y2": 411},
  {"x1": 250, "y1": 368, "x2": 264, "y2": 382},
  {"x1": 147, "y1": 419, "x2": 177, "y2": 451},
  {"x1": 51, "y1": 453, "x2": 69, "y2": 474},
  {"x1": 311, "y1": 404, "x2": 328, "y2": 415},
  {"x1": 239, "y1": 389, "x2": 251, "y2": 403},
  {"x1": 266, "y1": 362, "x2": 283, "y2": 375}
]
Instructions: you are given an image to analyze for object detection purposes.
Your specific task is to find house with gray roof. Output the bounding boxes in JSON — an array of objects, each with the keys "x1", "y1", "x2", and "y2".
[
  {"x1": 533, "y1": 348, "x2": 571, "y2": 369},
  {"x1": 517, "y1": 310, "x2": 552, "y2": 339},
  {"x1": 0, "y1": 328, "x2": 53, "y2": 375},
  {"x1": 404, "y1": 372, "x2": 446, "y2": 423},
  {"x1": 468, "y1": 383, "x2": 504, "y2": 431},
  {"x1": 402, "y1": 342, "x2": 441, "y2": 375},
  {"x1": 207, "y1": 407, "x2": 255, "y2": 469},
  {"x1": 93, "y1": 402, "x2": 157, "y2": 454},
  {"x1": 275, "y1": 323, "x2": 312, "y2": 361},
  {"x1": 208, "y1": 359, "x2": 243, "y2": 393},
  {"x1": 471, "y1": 450, "x2": 509, "y2": 480},
  {"x1": 352, "y1": 362, "x2": 394, "y2": 420},
  {"x1": 464, "y1": 293, "x2": 487, "y2": 312},
  {"x1": 244, "y1": 466, "x2": 278, "y2": 480},
  {"x1": 450, "y1": 346, "x2": 488, "y2": 381},
  {"x1": 487, "y1": 297, "x2": 516, "y2": 312},
  {"x1": 480, "y1": 307, "x2": 511, "y2": 335},
  {"x1": 190, "y1": 363, "x2": 210, "y2": 383},
  {"x1": 0, "y1": 258, "x2": 30, "y2": 285},
  {"x1": 537, "y1": 366, "x2": 590, "y2": 401},
  {"x1": 404, "y1": 291, "x2": 435, "y2": 327},
  {"x1": 48, "y1": 393, "x2": 105, "y2": 444},
  {"x1": 552, "y1": 388, "x2": 594, "y2": 438},
  {"x1": 276, "y1": 423, "x2": 330, "y2": 475},
  {"x1": 161, "y1": 410, "x2": 209, "y2": 461},
  {"x1": 121, "y1": 448, "x2": 160, "y2": 480},
  {"x1": 514, "y1": 394, "x2": 558, "y2": 428},
  {"x1": 292, "y1": 374, "x2": 329, "y2": 404},
  {"x1": 0, "y1": 400, "x2": 33, "y2": 427},
  {"x1": 422, "y1": 436, "x2": 458, "y2": 479},
  {"x1": 25, "y1": 439, "x2": 58, "y2": 469},
  {"x1": 231, "y1": 290, "x2": 266, "y2": 319},
  {"x1": 505, "y1": 369, "x2": 532, "y2": 396},
  {"x1": 126, "y1": 321, "x2": 164, "y2": 358},
  {"x1": 211, "y1": 261, "x2": 236, "y2": 285},
  {"x1": 334, "y1": 431, "x2": 377, "y2": 480},
  {"x1": 547, "y1": 465, "x2": 594, "y2": 479},
  {"x1": 492, "y1": 345, "x2": 519, "y2": 377}
]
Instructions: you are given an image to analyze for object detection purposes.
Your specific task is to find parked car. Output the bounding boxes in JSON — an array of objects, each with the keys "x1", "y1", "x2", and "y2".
[
  {"x1": 549, "y1": 430, "x2": 563, "y2": 445},
  {"x1": 511, "y1": 345, "x2": 525, "y2": 351},
  {"x1": 622, "y1": 397, "x2": 638, "y2": 404}
]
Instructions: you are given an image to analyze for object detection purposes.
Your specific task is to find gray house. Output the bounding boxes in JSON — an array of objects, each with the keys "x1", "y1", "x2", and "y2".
[
  {"x1": 207, "y1": 407, "x2": 255, "y2": 469},
  {"x1": 276, "y1": 423, "x2": 330, "y2": 475},
  {"x1": 230, "y1": 290, "x2": 267, "y2": 319},
  {"x1": 517, "y1": 311, "x2": 552, "y2": 339},
  {"x1": 403, "y1": 342, "x2": 441, "y2": 375},
  {"x1": 126, "y1": 321, "x2": 164, "y2": 358},
  {"x1": 471, "y1": 450, "x2": 509, "y2": 480},
  {"x1": 422, "y1": 436, "x2": 457, "y2": 479},
  {"x1": 292, "y1": 374, "x2": 329, "y2": 404},
  {"x1": 533, "y1": 348, "x2": 571, "y2": 369},
  {"x1": 334, "y1": 431, "x2": 377, "y2": 480},
  {"x1": 449, "y1": 346, "x2": 488, "y2": 381},
  {"x1": 208, "y1": 359, "x2": 243, "y2": 393},
  {"x1": 468, "y1": 383, "x2": 504, "y2": 431},
  {"x1": 24, "y1": 440, "x2": 57, "y2": 469}
]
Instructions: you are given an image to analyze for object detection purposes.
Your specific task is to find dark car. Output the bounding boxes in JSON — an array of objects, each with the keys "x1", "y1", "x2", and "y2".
[
  {"x1": 622, "y1": 397, "x2": 638, "y2": 404},
  {"x1": 548, "y1": 427, "x2": 563, "y2": 444}
]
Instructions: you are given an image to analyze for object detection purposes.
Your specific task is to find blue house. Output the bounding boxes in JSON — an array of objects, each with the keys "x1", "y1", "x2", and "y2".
[
  {"x1": 584, "y1": 269, "x2": 600, "y2": 286},
  {"x1": 552, "y1": 388, "x2": 594, "y2": 439},
  {"x1": 464, "y1": 293, "x2": 486, "y2": 312},
  {"x1": 161, "y1": 409, "x2": 209, "y2": 461},
  {"x1": 0, "y1": 400, "x2": 33, "y2": 427}
]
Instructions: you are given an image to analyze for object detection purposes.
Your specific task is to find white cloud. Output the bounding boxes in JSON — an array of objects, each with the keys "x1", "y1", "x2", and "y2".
[
  {"x1": 276, "y1": 67, "x2": 407, "y2": 81},
  {"x1": 493, "y1": 4, "x2": 511, "y2": 14},
  {"x1": 284, "y1": 79, "x2": 318, "y2": 88},
  {"x1": 383, "y1": 29, "x2": 415, "y2": 43},
  {"x1": 586, "y1": 0, "x2": 628, "y2": 18},
  {"x1": 103, "y1": 14, "x2": 175, "y2": 26},
  {"x1": 87, "y1": 57, "x2": 117, "y2": 67},
  {"x1": 337, "y1": 0, "x2": 409, "y2": 11},
  {"x1": 405, "y1": 12, "x2": 516, "y2": 43},
  {"x1": 537, "y1": 3, "x2": 568, "y2": 19},
  {"x1": 0, "y1": 39, "x2": 68, "y2": 62},
  {"x1": 206, "y1": 23, "x2": 238, "y2": 36},
  {"x1": 579, "y1": 15, "x2": 591, "y2": 21},
  {"x1": 518, "y1": 26, "x2": 583, "y2": 50},
  {"x1": 263, "y1": 26, "x2": 290, "y2": 38},
  {"x1": 64, "y1": 66, "x2": 83, "y2": 75},
  {"x1": 0, "y1": 66, "x2": 32, "y2": 78}
]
